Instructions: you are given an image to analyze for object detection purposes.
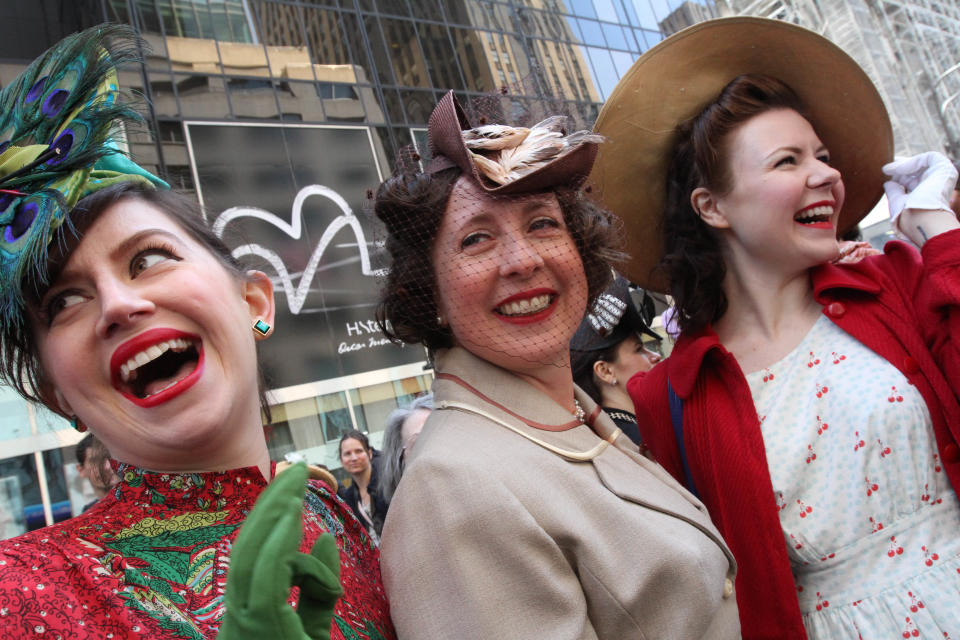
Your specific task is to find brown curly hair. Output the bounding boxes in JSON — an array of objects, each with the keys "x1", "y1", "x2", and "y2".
[{"x1": 373, "y1": 167, "x2": 625, "y2": 354}]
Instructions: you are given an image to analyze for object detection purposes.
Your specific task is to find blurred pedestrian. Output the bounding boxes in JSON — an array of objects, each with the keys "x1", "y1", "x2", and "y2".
[
  {"x1": 379, "y1": 394, "x2": 433, "y2": 503},
  {"x1": 75, "y1": 434, "x2": 119, "y2": 512},
  {"x1": 338, "y1": 430, "x2": 387, "y2": 544}
]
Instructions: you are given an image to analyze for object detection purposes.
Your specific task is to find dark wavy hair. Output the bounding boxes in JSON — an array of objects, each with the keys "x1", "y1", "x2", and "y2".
[
  {"x1": 660, "y1": 74, "x2": 807, "y2": 333},
  {"x1": 1, "y1": 182, "x2": 273, "y2": 422},
  {"x1": 374, "y1": 167, "x2": 624, "y2": 353},
  {"x1": 571, "y1": 342, "x2": 620, "y2": 404}
]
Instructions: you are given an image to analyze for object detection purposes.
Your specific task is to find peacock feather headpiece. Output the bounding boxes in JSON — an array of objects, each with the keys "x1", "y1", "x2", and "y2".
[{"x1": 0, "y1": 23, "x2": 167, "y2": 327}]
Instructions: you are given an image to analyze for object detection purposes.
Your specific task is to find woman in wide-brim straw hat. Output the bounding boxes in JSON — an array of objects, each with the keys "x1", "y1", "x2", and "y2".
[
  {"x1": 373, "y1": 91, "x2": 740, "y2": 638},
  {"x1": 592, "y1": 16, "x2": 960, "y2": 639},
  {"x1": 0, "y1": 25, "x2": 393, "y2": 639}
]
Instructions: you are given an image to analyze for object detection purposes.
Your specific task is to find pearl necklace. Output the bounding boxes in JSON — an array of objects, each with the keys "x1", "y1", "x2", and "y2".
[{"x1": 574, "y1": 398, "x2": 585, "y2": 422}]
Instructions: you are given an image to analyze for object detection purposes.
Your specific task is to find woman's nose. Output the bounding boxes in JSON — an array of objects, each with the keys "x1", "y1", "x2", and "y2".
[
  {"x1": 498, "y1": 234, "x2": 545, "y2": 278},
  {"x1": 808, "y1": 158, "x2": 842, "y2": 190},
  {"x1": 95, "y1": 279, "x2": 155, "y2": 338}
]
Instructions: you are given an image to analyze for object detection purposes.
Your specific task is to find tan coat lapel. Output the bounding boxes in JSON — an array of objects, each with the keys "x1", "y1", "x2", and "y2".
[{"x1": 432, "y1": 348, "x2": 735, "y2": 566}]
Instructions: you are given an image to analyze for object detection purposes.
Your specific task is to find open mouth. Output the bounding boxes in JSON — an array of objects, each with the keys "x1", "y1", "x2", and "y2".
[
  {"x1": 111, "y1": 329, "x2": 204, "y2": 407},
  {"x1": 493, "y1": 290, "x2": 559, "y2": 325},
  {"x1": 795, "y1": 204, "x2": 834, "y2": 226},
  {"x1": 495, "y1": 293, "x2": 555, "y2": 317},
  {"x1": 120, "y1": 338, "x2": 199, "y2": 399}
]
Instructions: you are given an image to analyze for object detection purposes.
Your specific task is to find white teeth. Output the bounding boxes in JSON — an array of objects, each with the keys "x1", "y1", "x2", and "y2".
[
  {"x1": 119, "y1": 338, "x2": 195, "y2": 383},
  {"x1": 796, "y1": 205, "x2": 834, "y2": 220},
  {"x1": 497, "y1": 294, "x2": 552, "y2": 316}
]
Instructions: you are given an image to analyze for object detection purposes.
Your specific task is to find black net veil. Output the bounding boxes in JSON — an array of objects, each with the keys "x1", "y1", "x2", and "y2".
[{"x1": 370, "y1": 91, "x2": 625, "y2": 370}]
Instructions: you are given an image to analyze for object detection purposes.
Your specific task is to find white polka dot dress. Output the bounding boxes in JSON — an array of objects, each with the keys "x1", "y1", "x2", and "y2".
[{"x1": 746, "y1": 316, "x2": 960, "y2": 639}]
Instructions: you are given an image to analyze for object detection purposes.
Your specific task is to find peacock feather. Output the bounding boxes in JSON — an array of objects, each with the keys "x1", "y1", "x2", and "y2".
[{"x1": 0, "y1": 24, "x2": 166, "y2": 326}]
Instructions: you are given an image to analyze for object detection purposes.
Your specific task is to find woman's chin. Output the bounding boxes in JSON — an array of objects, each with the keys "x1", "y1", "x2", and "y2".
[{"x1": 465, "y1": 342, "x2": 571, "y2": 373}]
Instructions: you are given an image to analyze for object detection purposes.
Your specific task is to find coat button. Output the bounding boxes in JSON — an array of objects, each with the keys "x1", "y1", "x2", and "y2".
[
  {"x1": 943, "y1": 443, "x2": 960, "y2": 464},
  {"x1": 723, "y1": 578, "x2": 734, "y2": 599},
  {"x1": 903, "y1": 357, "x2": 920, "y2": 374},
  {"x1": 825, "y1": 302, "x2": 846, "y2": 318}
]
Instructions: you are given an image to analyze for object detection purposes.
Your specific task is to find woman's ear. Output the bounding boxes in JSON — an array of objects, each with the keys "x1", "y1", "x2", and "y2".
[
  {"x1": 243, "y1": 270, "x2": 276, "y2": 339},
  {"x1": 592, "y1": 359, "x2": 616, "y2": 386},
  {"x1": 691, "y1": 187, "x2": 730, "y2": 230}
]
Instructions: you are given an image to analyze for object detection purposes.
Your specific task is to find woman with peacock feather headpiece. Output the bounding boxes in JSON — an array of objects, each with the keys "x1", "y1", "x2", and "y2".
[{"x1": 0, "y1": 25, "x2": 394, "y2": 640}]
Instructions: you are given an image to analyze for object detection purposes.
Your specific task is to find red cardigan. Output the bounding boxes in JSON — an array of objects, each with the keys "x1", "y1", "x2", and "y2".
[{"x1": 627, "y1": 231, "x2": 960, "y2": 640}]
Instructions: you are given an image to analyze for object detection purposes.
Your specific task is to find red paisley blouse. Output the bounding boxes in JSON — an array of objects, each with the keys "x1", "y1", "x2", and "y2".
[{"x1": 0, "y1": 462, "x2": 395, "y2": 640}]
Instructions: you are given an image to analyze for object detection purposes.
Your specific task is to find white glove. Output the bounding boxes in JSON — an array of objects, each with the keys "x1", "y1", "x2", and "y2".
[{"x1": 883, "y1": 152, "x2": 958, "y2": 226}]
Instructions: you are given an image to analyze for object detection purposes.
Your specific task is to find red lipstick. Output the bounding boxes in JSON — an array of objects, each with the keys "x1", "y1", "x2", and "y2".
[
  {"x1": 493, "y1": 288, "x2": 558, "y2": 325},
  {"x1": 110, "y1": 328, "x2": 204, "y2": 408},
  {"x1": 795, "y1": 201, "x2": 837, "y2": 230}
]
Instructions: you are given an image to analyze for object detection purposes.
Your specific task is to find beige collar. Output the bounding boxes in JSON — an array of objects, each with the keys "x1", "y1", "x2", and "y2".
[{"x1": 432, "y1": 348, "x2": 625, "y2": 462}]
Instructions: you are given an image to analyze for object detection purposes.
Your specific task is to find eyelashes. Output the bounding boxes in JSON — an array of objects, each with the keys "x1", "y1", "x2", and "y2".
[
  {"x1": 458, "y1": 216, "x2": 563, "y2": 251},
  {"x1": 129, "y1": 242, "x2": 179, "y2": 277},
  {"x1": 41, "y1": 240, "x2": 181, "y2": 323}
]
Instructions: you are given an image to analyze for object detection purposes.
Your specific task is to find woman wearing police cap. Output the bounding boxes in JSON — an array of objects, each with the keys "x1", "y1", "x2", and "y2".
[{"x1": 571, "y1": 275, "x2": 662, "y2": 448}]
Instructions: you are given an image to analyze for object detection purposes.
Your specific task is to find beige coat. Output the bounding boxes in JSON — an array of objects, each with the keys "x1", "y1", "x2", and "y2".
[{"x1": 381, "y1": 347, "x2": 740, "y2": 639}]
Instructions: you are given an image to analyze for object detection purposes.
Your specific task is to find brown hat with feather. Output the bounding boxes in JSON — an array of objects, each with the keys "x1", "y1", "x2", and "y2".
[{"x1": 427, "y1": 90, "x2": 603, "y2": 194}]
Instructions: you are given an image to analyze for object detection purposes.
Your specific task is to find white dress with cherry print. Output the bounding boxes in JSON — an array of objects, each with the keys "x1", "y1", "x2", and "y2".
[{"x1": 745, "y1": 316, "x2": 960, "y2": 639}]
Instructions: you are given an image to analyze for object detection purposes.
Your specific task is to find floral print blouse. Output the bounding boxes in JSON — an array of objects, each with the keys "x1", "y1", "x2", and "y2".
[{"x1": 0, "y1": 462, "x2": 395, "y2": 640}]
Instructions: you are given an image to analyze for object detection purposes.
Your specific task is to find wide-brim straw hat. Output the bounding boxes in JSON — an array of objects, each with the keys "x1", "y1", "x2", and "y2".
[{"x1": 590, "y1": 17, "x2": 893, "y2": 292}]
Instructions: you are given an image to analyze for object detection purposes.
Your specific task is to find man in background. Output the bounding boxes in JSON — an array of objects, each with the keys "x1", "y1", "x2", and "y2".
[{"x1": 75, "y1": 435, "x2": 119, "y2": 512}]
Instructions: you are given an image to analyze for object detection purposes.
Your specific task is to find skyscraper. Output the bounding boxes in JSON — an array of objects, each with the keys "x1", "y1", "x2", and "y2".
[
  {"x1": 711, "y1": 0, "x2": 960, "y2": 158},
  {"x1": 0, "y1": 0, "x2": 707, "y2": 537}
]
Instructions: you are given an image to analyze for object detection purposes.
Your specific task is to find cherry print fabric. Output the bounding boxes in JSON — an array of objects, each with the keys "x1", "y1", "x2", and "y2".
[
  {"x1": 746, "y1": 316, "x2": 960, "y2": 639},
  {"x1": 0, "y1": 462, "x2": 394, "y2": 640},
  {"x1": 628, "y1": 232, "x2": 960, "y2": 638}
]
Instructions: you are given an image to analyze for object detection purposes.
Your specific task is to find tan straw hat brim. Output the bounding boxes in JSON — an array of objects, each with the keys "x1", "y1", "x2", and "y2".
[{"x1": 590, "y1": 17, "x2": 893, "y2": 292}]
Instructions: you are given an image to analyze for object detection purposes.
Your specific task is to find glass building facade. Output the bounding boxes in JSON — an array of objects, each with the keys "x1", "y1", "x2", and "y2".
[{"x1": 0, "y1": 0, "x2": 711, "y2": 538}]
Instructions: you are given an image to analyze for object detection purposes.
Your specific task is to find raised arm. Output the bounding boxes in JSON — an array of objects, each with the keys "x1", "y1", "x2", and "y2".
[{"x1": 883, "y1": 152, "x2": 960, "y2": 248}]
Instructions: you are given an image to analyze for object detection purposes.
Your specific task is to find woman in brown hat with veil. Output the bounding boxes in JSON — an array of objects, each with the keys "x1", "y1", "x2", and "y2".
[{"x1": 372, "y1": 91, "x2": 740, "y2": 638}]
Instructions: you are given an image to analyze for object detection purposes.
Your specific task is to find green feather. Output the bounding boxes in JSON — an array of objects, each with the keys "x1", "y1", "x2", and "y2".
[{"x1": 0, "y1": 24, "x2": 161, "y2": 326}]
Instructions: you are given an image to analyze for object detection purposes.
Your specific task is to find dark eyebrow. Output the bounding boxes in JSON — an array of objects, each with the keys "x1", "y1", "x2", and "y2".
[
  {"x1": 108, "y1": 229, "x2": 181, "y2": 261},
  {"x1": 51, "y1": 229, "x2": 182, "y2": 287},
  {"x1": 767, "y1": 143, "x2": 829, "y2": 160},
  {"x1": 766, "y1": 145, "x2": 801, "y2": 160},
  {"x1": 521, "y1": 199, "x2": 553, "y2": 214}
]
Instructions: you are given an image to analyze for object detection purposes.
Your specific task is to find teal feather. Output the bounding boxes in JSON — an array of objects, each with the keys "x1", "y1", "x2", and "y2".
[
  {"x1": 0, "y1": 24, "x2": 154, "y2": 326},
  {"x1": 0, "y1": 25, "x2": 141, "y2": 151}
]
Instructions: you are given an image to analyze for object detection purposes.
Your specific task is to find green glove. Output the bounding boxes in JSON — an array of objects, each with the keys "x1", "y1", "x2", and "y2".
[{"x1": 219, "y1": 462, "x2": 344, "y2": 640}]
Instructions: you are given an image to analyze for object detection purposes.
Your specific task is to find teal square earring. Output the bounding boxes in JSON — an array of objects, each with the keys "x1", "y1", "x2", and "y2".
[{"x1": 253, "y1": 319, "x2": 271, "y2": 336}]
